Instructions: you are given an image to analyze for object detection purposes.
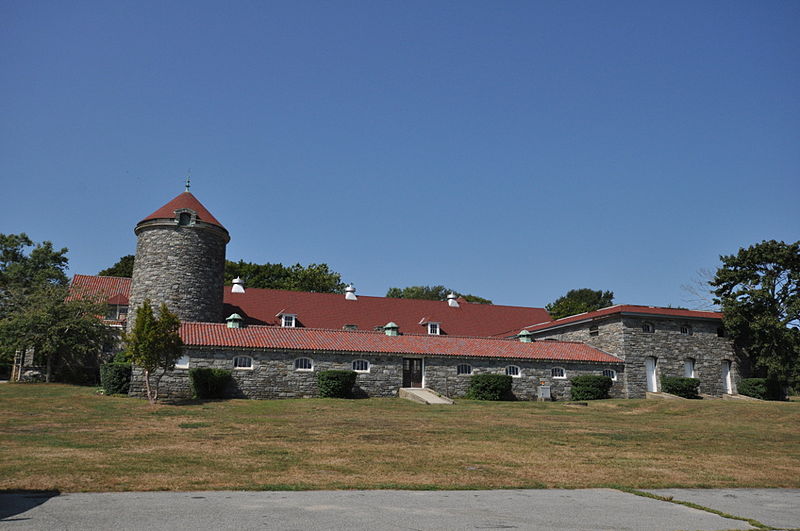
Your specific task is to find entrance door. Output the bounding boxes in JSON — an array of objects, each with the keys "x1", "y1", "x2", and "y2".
[
  {"x1": 403, "y1": 358, "x2": 423, "y2": 388},
  {"x1": 721, "y1": 360, "x2": 733, "y2": 394},
  {"x1": 645, "y1": 356, "x2": 658, "y2": 392}
]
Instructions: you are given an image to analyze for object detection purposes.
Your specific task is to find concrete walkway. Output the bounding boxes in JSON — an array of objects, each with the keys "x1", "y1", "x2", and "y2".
[{"x1": 2, "y1": 489, "x2": 798, "y2": 530}]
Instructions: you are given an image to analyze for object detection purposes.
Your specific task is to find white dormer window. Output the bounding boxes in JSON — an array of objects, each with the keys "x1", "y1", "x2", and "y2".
[
  {"x1": 428, "y1": 322, "x2": 440, "y2": 335},
  {"x1": 281, "y1": 314, "x2": 296, "y2": 328}
]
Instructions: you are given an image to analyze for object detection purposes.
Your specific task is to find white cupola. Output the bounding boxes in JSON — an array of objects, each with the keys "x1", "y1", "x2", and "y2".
[
  {"x1": 345, "y1": 284, "x2": 357, "y2": 300},
  {"x1": 447, "y1": 293, "x2": 460, "y2": 307},
  {"x1": 232, "y1": 277, "x2": 245, "y2": 294}
]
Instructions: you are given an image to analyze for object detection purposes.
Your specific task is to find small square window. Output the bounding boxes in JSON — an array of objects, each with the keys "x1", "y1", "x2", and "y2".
[
  {"x1": 551, "y1": 367, "x2": 566, "y2": 379},
  {"x1": 175, "y1": 355, "x2": 190, "y2": 369},
  {"x1": 352, "y1": 359, "x2": 369, "y2": 372},
  {"x1": 294, "y1": 357, "x2": 313, "y2": 371},
  {"x1": 602, "y1": 369, "x2": 617, "y2": 381},
  {"x1": 506, "y1": 365, "x2": 521, "y2": 377},
  {"x1": 282, "y1": 314, "x2": 296, "y2": 328},
  {"x1": 457, "y1": 364, "x2": 472, "y2": 375},
  {"x1": 680, "y1": 325, "x2": 692, "y2": 335},
  {"x1": 428, "y1": 322, "x2": 440, "y2": 335},
  {"x1": 642, "y1": 322, "x2": 655, "y2": 333}
]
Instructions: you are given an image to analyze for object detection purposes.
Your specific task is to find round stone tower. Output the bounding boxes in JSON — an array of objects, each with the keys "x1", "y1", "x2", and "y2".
[{"x1": 127, "y1": 189, "x2": 230, "y2": 329}]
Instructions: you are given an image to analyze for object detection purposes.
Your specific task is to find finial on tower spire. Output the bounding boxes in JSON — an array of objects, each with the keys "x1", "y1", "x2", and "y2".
[{"x1": 185, "y1": 171, "x2": 191, "y2": 192}]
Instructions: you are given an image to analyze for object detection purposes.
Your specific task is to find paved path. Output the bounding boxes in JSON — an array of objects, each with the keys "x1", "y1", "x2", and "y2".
[{"x1": 1, "y1": 489, "x2": 797, "y2": 530}]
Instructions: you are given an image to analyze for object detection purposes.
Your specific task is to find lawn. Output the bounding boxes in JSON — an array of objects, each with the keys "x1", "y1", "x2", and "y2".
[{"x1": 1, "y1": 384, "x2": 798, "y2": 492}]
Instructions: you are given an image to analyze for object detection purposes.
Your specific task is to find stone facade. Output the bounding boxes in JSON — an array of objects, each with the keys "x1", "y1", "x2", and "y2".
[
  {"x1": 128, "y1": 225, "x2": 227, "y2": 328},
  {"x1": 130, "y1": 349, "x2": 625, "y2": 401},
  {"x1": 530, "y1": 315, "x2": 737, "y2": 398}
]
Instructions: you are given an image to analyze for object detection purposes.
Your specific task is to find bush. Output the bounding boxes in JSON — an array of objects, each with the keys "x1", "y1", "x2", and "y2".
[
  {"x1": 317, "y1": 370, "x2": 357, "y2": 398},
  {"x1": 570, "y1": 375, "x2": 613, "y2": 400},
  {"x1": 466, "y1": 374, "x2": 513, "y2": 400},
  {"x1": 189, "y1": 368, "x2": 232, "y2": 399},
  {"x1": 661, "y1": 376, "x2": 700, "y2": 399},
  {"x1": 737, "y1": 378, "x2": 785, "y2": 400},
  {"x1": 99, "y1": 362, "x2": 132, "y2": 395}
]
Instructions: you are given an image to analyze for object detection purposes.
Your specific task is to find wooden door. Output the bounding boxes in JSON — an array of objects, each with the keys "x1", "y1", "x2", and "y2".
[{"x1": 403, "y1": 358, "x2": 423, "y2": 388}]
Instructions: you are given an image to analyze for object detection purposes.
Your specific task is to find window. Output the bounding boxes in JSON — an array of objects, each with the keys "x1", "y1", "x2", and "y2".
[
  {"x1": 602, "y1": 369, "x2": 617, "y2": 381},
  {"x1": 457, "y1": 364, "x2": 472, "y2": 375},
  {"x1": 642, "y1": 322, "x2": 655, "y2": 333},
  {"x1": 294, "y1": 357, "x2": 313, "y2": 371},
  {"x1": 233, "y1": 356, "x2": 253, "y2": 369},
  {"x1": 343, "y1": 324, "x2": 358, "y2": 331},
  {"x1": 175, "y1": 355, "x2": 190, "y2": 369},
  {"x1": 589, "y1": 325, "x2": 599, "y2": 337},
  {"x1": 684, "y1": 358, "x2": 696, "y2": 378},
  {"x1": 551, "y1": 367, "x2": 566, "y2": 379},
  {"x1": 352, "y1": 359, "x2": 369, "y2": 372},
  {"x1": 178, "y1": 212, "x2": 191, "y2": 226},
  {"x1": 281, "y1": 314, "x2": 296, "y2": 328},
  {"x1": 428, "y1": 322, "x2": 440, "y2": 335},
  {"x1": 680, "y1": 325, "x2": 692, "y2": 335},
  {"x1": 717, "y1": 326, "x2": 726, "y2": 338},
  {"x1": 506, "y1": 365, "x2": 521, "y2": 377}
]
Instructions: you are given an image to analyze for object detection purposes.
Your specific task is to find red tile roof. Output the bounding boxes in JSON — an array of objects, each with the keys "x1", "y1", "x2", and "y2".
[
  {"x1": 139, "y1": 191, "x2": 226, "y2": 230},
  {"x1": 180, "y1": 322, "x2": 622, "y2": 363},
  {"x1": 68, "y1": 274, "x2": 132, "y2": 304},
  {"x1": 525, "y1": 304, "x2": 723, "y2": 332},
  {"x1": 223, "y1": 286, "x2": 551, "y2": 337},
  {"x1": 69, "y1": 276, "x2": 550, "y2": 338}
]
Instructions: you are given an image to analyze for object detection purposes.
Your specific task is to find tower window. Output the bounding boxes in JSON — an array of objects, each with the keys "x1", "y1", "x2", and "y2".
[{"x1": 178, "y1": 212, "x2": 192, "y2": 226}]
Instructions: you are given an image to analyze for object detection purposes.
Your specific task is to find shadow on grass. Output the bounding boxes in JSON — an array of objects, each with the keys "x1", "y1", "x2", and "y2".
[{"x1": 0, "y1": 490, "x2": 60, "y2": 521}]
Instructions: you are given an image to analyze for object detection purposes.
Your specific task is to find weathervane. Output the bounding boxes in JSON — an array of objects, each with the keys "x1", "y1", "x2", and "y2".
[{"x1": 185, "y1": 170, "x2": 191, "y2": 192}]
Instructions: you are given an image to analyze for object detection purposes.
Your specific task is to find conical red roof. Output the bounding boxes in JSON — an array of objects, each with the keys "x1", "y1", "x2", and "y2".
[{"x1": 138, "y1": 191, "x2": 226, "y2": 230}]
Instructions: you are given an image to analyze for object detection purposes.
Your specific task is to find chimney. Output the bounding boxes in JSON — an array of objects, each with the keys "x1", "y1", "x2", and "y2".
[
  {"x1": 226, "y1": 313, "x2": 244, "y2": 328},
  {"x1": 231, "y1": 277, "x2": 245, "y2": 294},
  {"x1": 518, "y1": 330, "x2": 533, "y2": 343},
  {"x1": 384, "y1": 322, "x2": 399, "y2": 336},
  {"x1": 344, "y1": 284, "x2": 357, "y2": 300},
  {"x1": 447, "y1": 293, "x2": 460, "y2": 307}
]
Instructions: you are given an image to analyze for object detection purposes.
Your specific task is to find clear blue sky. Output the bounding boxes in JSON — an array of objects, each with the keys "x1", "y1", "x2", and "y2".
[{"x1": 2, "y1": 1, "x2": 797, "y2": 309}]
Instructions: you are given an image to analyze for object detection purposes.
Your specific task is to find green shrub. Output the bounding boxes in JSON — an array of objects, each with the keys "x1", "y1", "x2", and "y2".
[
  {"x1": 466, "y1": 374, "x2": 513, "y2": 400},
  {"x1": 189, "y1": 368, "x2": 232, "y2": 399},
  {"x1": 570, "y1": 375, "x2": 613, "y2": 400},
  {"x1": 99, "y1": 362, "x2": 132, "y2": 395},
  {"x1": 661, "y1": 376, "x2": 700, "y2": 399},
  {"x1": 737, "y1": 378, "x2": 785, "y2": 400},
  {"x1": 317, "y1": 370, "x2": 357, "y2": 398}
]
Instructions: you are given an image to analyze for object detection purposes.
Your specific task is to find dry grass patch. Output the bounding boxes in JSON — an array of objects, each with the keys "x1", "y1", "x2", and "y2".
[{"x1": 1, "y1": 384, "x2": 798, "y2": 492}]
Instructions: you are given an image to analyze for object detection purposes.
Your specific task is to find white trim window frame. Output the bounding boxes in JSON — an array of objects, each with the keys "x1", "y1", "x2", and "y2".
[
  {"x1": 352, "y1": 359, "x2": 370, "y2": 373},
  {"x1": 456, "y1": 363, "x2": 472, "y2": 376},
  {"x1": 281, "y1": 314, "x2": 297, "y2": 328},
  {"x1": 294, "y1": 357, "x2": 313, "y2": 371},
  {"x1": 602, "y1": 369, "x2": 617, "y2": 381},
  {"x1": 427, "y1": 322, "x2": 440, "y2": 335},
  {"x1": 506, "y1": 365, "x2": 521, "y2": 378},
  {"x1": 551, "y1": 367, "x2": 566, "y2": 379},
  {"x1": 233, "y1": 355, "x2": 253, "y2": 370}
]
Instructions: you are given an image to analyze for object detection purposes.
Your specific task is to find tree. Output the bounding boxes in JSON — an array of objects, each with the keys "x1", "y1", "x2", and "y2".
[
  {"x1": 98, "y1": 255, "x2": 134, "y2": 277},
  {"x1": 545, "y1": 288, "x2": 615, "y2": 320},
  {"x1": 125, "y1": 299, "x2": 183, "y2": 404},
  {"x1": 710, "y1": 240, "x2": 800, "y2": 386},
  {"x1": 385, "y1": 285, "x2": 492, "y2": 304},
  {"x1": 0, "y1": 233, "x2": 112, "y2": 382},
  {"x1": 224, "y1": 260, "x2": 346, "y2": 293}
]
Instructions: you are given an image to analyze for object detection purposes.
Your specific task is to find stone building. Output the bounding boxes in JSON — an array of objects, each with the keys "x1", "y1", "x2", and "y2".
[{"x1": 71, "y1": 189, "x2": 740, "y2": 401}]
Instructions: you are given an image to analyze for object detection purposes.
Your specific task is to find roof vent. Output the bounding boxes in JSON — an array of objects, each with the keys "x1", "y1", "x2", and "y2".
[
  {"x1": 344, "y1": 284, "x2": 357, "y2": 300},
  {"x1": 231, "y1": 277, "x2": 245, "y2": 294},
  {"x1": 384, "y1": 322, "x2": 399, "y2": 336},
  {"x1": 226, "y1": 313, "x2": 244, "y2": 329},
  {"x1": 447, "y1": 293, "x2": 460, "y2": 308},
  {"x1": 518, "y1": 330, "x2": 533, "y2": 343}
]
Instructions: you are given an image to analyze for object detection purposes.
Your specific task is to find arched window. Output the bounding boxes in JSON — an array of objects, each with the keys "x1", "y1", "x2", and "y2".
[
  {"x1": 175, "y1": 355, "x2": 190, "y2": 369},
  {"x1": 506, "y1": 365, "x2": 521, "y2": 378},
  {"x1": 294, "y1": 357, "x2": 313, "y2": 371},
  {"x1": 457, "y1": 364, "x2": 472, "y2": 375},
  {"x1": 684, "y1": 358, "x2": 696, "y2": 378},
  {"x1": 352, "y1": 359, "x2": 370, "y2": 373},
  {"x1": 602, "y1": 369, "x2": 617, "y2": 381},
  {"x1": 233, "y1": 356, "x2": 253, "y2": 369},
  {"x1": 551, "y1": 367, "x2": 566, "y2": 379},
  {"x1": 642, "y1": 322, "x2": 655, "y2": 333},
  {"x1": 680, "y1": 325, "x2": 692, "y2": 335}
]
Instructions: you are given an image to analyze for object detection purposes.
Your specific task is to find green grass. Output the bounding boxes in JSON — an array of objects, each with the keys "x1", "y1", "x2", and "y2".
[{"x1": 0, "y1": 383, "x2": 798, "y2": 492}]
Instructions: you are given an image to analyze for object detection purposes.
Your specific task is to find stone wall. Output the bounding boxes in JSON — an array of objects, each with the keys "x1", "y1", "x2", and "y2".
[
  {"x1": 530, "y1": 315, "x2": 737, "y2": 398},
  {"x1": 129, "y1": 348, "x2": 624, "y2": 401},
  {"x1": 128, "y1": 225, "x2": 227, "y2": 328}
]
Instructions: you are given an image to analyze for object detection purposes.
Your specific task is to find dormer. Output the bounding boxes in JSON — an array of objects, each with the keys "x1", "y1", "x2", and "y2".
[
  {"x1": 280, "y1": 313, "x2": 297, "y2": 328},
  {"x1": 427, "y1": 322, "x2": 441, "y2": 335},
  {"x1": 174, "y1": 208, "x2": 197, "y2": 226}
]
